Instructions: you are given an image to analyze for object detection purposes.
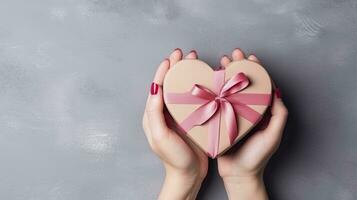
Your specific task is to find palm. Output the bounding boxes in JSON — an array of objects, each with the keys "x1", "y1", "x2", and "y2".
[
  {"x1": 218, "y1": 127, "x2": 278, "y2": 177},
  {"x1": 143, "y1": 112, "x2": 208, "y2": 177},
  {"x1": 167, "y1": 128, "x2": 208, "y2": 176}
]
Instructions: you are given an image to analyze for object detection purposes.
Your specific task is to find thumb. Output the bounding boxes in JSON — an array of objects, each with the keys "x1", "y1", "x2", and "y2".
[
  {"x1": 146, "y1": 85, "x2": 169, "y2": 135},
  {"x1": 145, "y1": 59, "x2": 170, "y2": 137}
]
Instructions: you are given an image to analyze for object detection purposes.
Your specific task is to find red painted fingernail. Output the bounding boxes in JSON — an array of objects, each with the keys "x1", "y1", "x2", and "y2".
[
  {"x1": 150, "y1": 82, "x2": 159, "y2": 95},
  {"x1": 275, "y1": 88, "x2": 282, "y2": 98}
]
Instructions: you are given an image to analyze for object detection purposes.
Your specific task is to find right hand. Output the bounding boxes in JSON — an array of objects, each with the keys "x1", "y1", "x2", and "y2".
[{"x1": 142, "y1": 49, "x2": 208, "y2": 200}]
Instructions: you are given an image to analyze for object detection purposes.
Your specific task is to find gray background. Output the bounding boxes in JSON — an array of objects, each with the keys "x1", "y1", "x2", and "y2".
[{"x1": 0, "y1": 0, "x2": 356, "y2": 199}]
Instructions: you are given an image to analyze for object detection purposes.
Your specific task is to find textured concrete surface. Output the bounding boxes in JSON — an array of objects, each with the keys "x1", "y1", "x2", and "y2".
[{"x1": 1, "y1": 0, "x2": 357, "y2": 199}]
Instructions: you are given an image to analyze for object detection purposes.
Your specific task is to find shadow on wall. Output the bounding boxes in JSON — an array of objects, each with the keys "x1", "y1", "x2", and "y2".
[
  {"x1": 265, "y1": 88, "x2": 303, "y2": 200},
  {"x1": 263, "y1": 58, "x2": 305, "y2": 200}
]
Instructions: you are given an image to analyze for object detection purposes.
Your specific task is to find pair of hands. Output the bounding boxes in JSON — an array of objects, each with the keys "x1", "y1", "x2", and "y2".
[{"x1": 143, "y1": 48, "x2": 288, "y2": 200}]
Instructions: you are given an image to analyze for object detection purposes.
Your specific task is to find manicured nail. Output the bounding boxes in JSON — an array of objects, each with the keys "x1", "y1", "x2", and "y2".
[
  {"x1": 150, "y1": 82, "x2": 159, "y2": 95},
  {"x1": 275, "y1": 88, "x2": 282, "y2": 98}
]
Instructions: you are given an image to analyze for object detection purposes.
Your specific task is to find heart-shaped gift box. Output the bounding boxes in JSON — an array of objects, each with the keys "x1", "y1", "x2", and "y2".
[{"x1": 163, "y1": 59, "x2": 272, "y2": 158}]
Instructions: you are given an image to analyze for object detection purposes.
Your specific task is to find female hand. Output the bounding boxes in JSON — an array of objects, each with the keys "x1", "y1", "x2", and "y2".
[
  {"x1": 142, "y1": 49, "x2": 208, "y2": 200},
  {"x1": 217, "y1": 49, "x2": 289, "y2": 200}
]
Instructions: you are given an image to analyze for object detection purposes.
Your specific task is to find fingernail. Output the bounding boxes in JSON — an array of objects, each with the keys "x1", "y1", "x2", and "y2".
[
  {"x1": 189, "y1": 50, "x2": 197, "y2": 54},
  {"x1": 217, "y1": 66, "x2": 224, "y2": 70},
  {"x1": 150, "y1": 82, "x2": 159, "y2": 95},
  {"x1": 275, "y1": 88, "x2": 282, "y2": 98}
]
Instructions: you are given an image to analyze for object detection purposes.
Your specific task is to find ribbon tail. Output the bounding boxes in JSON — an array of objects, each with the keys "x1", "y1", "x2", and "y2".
[
  {"x1": 221, "y1": 101, "x2": 238, "y2": 145},
  {"x1": 179, "y1": 100, "x2": 218, "y2": 133},
  {"x1": 232, "y1": 103, "x2": 263, "y2": 124},
  {"x1": 178, "y1": 100, "x2": 221, "y2": 158},
  {"x1": 226, "y1": 93, "x2": 271, "y2": 105},
  {"x1": 207, "y1": 110, "x2": 221, "y2": 158}
]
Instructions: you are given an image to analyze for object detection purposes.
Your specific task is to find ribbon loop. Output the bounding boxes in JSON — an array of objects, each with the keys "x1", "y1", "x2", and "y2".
[
  {"x1": 220, "y1": 99, "x2": 238, "y2": 144},
  {"x1": 191, "y1": 84, "x2": 216, "y2": 100},
  {"x1": 220, "y1": 72, "x2": 250, "y2": 97},
  {"x1": 186, "y1": 73, "x2": 250, "y2": 141}
]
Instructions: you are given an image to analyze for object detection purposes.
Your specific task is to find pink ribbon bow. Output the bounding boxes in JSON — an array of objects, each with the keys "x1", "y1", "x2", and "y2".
[{"x1": 165, "y1": 70, "x2": 271, "y2": 158}]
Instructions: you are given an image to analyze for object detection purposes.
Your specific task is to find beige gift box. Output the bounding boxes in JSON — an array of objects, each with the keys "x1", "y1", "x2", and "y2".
[{"x1": 163, "y1": 59, "x2": 272, "y2": 158}]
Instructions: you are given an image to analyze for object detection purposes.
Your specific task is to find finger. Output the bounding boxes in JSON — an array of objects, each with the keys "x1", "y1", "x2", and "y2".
[
  {"x1": 232, "y1": 48, "x2": 245, "y2": 61},
  {"x1": 248, "y1": 54, "x2": 260, "y2": 64},
  {"x1": 146, "y1": 59, "x2": 170, "y2": 136},
  {"x1": 144, "y1": 58, "x2": 168, "y2": 110},
  {"x1": 147, "y1": 88, "x2": 169, "y2": 137},
  {"x1": 220, "y1": 55, "x2": 231, "y2": 68},
  {"x1": 185, "y1": 50, "x2": 198, "y2": 59},
  {"x1": 153, "y1": 59, "x2": 170, "y2": 85},
  {"x1": 265, "y1": 88, "x2": 288, "y2": 139},
  {"x1": 169, "y1": 48, "x2": 183, "y2": 67}
]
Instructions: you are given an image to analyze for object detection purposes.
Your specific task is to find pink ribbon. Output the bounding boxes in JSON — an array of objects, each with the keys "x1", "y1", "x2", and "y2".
[{"x1": 165, "y1": 70, "x2": 271, "y2": 158}]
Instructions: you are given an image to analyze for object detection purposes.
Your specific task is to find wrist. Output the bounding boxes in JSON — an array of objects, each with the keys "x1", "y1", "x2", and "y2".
[
  {"x1": 158, "y1": 169, "x2": 204, "y2": 200},
  {"x1": 222, "y1": 171, "x2": 262, "y2": 184},
  {"x1": 222, "y1": 174, "x2": 268, "y2": 200}
]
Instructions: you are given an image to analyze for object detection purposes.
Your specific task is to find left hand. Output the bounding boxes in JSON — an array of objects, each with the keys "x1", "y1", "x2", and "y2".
[{"x1": 217, "y1": 48, "x2": 289, "y2": 200}]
